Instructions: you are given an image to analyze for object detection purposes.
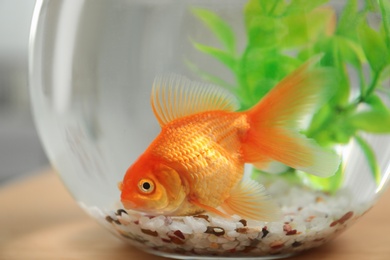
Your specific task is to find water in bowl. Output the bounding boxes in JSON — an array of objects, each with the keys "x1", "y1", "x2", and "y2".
[{"x1": 29, "y1": 0, "x2": 390, "y2": 258}]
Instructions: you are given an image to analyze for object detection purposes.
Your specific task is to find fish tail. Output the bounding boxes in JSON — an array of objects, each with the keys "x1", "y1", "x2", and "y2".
[{"x1": 241, "y1": 55, "x2": 340, "y2": 177}]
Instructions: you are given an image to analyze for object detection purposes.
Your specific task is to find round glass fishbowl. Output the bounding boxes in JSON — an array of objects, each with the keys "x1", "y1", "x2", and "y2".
[{"x1": 29, "y1": 0, "x2": 390, "y2": 258}]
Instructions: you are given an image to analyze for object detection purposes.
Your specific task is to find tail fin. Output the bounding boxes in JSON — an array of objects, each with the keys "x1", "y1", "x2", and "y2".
[{"x1": 241, "y1": 56, "x2": 340, "y2": 177}]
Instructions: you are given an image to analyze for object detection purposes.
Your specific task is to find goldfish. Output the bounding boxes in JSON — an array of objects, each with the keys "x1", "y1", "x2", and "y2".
[{"x1": 119, "y1": 56, "x2": 340, "y2": 221}]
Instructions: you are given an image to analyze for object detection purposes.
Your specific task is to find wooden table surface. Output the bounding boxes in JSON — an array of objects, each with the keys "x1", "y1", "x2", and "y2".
[{"x1": 1, "y1": 168, "x2": 390, "y2": 260}]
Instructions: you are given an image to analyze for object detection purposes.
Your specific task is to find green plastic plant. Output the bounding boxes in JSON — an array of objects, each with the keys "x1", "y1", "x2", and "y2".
[{"x1": 190, "y1": 0, "x2": 390, "y2": 193}]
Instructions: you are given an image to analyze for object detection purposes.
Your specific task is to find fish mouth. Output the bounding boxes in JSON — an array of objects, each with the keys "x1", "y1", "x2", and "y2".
[{"x1": 120, "y1": 200, "x2": 170, "y2": 215}]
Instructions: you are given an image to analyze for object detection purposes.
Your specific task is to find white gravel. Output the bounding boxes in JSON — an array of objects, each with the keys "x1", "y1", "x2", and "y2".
[{"x1": 88, "y1": 178, "x2": 373, "y2": 258}]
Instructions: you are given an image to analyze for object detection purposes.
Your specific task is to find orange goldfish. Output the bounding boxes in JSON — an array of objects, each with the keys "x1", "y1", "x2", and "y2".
[{"x1": 119, "y1": 57, "x2": 340, "y2": 221}]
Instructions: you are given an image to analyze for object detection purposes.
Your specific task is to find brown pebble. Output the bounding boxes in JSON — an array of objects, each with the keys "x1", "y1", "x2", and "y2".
[
  {"x1": 239, "y1": 219, "x2": 247, "y2": 227},
  {"x1": 292, "y1": 241, "x2": 302, "y2": 247},
  {"x1": 235, "y1": 227, "x2": 248, "y2": 234},
  {"x1": 339, "y1": 211, "x2": 354, "y2": 224},
  {"x1": 286, "y1": 230, "x2": 298, "y2": 236},
  {"x1": 205, "y1": 226, "x2": 225, "y2": 236},
  {"x1": 173, "y1": 230, "x2": 185, "y2": 240},
  {"x1": 261, "y1": 227, "x2": 269, "y2": 238},
  {"x1": 141, "y1": 229, "x2": 158, "y2": 237},
  {"x1": 105, "y1": 216, "x2": 121, "y2": 225},
  {"x1": 330, "y1": 211, "x2": 354, "y2": 227},
  {"x1": 194, "y1": 215, "x2": 210, "y2": 222},
  {"x1": 105, "y1": 216, "x2": 114, "y2": 224},
  {"x1": 169, "y1": 235, "x2": 185, "y2": 245},
  {"x1": 116, "y1": 209, "x2": 128, "y2": 216},
  {"x1": 315, "y1": 196, "x2": 324, "y2": 203},
  {"x1": 270, "y1": 241, "x2": 284, "y2": 249}
]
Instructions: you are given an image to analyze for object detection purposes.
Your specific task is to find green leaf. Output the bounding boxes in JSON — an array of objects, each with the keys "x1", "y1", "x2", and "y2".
[
  {"x1": 330, "y1": 56, "x2": 351, "y2": 105},
  {"x1": 250, "y1": 78, "x2": 278, "y2": 102},
  {"x1": 330, "y1": 118, "x2": 357, "y2": 144},
  {"x1": 379, "y1": 0, "x2": 390, "y2": 48},
  {"x1": 355, "y1": 135, "x2": 381, "y2": 185},
  {"x1": 337, "y1": 0, "x2": 358, "y2": 31},
  {"x1": 244, "y1": 0, "x2": 285, "y2": 21},
  {"x1": 280, "y1": 7, "x2": 336, "y2": 48},
  {"x1": 315, "y1": 38, "x2": 351, "y2": 106},
  {"x1": 245, "y1": 15, "x2": 287, "y2": 48},
  {"x1": 237, "y1": 49, "x2": 300, "y2": 106},
  {"x1": 337, "y1": 0, "x2": 366, "y2": 40},
  {"x1": 380, "y1": 64, "x2": 390, "y2": 82},
  {"x1": 242, "y1": 49, "x2": 299, "y2": 80},
  {"x1": 244, "y1": 0, "x2": 263, "y2": 27},
  {"x1": 366, "y1": 94, "x2": 390, "y2": 112},
  {"x1": 260, "y1": 0, "x2": 285, "y2": 16},
  {"x1": 358, "y1": 24, "x2": 389, "y2": 72},
  {"x1": 306, "y1": 104, "x2": 333, "y2": 138},
  {"x1": 244, "y1": 1, "x2": 288, "y2": 48},
  {"x1": 192, "y1": 42, "x2": 237, "y2": 71},
  {"x1": 335, "y1": 36, "x2": 366, "y2": 68},
  {"x1": 285, "y1": 0, "x2": 328, "y2": 15},
  {"x1": 348, "y1": 110, "x2": 390, "y2": 133},
  {"x1": 191, "y1": 8, "x2": 236, "y2": 53},
  {"x1": 236, "y1": 49, "x2": 299, "y2": 109},
  {"x1": 365, "y1": 0, "x2": 379, "y2": 12}
]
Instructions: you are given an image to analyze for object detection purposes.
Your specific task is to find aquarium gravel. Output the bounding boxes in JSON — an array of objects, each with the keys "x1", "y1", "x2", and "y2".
[{"x1": 95, "y1": 179, "x2": 371, "y2": 257}]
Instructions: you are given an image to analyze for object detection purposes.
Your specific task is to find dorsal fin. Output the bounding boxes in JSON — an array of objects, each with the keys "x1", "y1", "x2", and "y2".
[{"x1": 151, "y1": 74, "x2": 239, "y2": 126}]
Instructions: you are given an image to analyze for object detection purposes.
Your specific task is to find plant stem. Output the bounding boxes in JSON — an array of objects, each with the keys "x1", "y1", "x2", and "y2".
[
  {"x1": 237, "y1": 46, "x2": 255, "y2": 109},
  {"x1": 357, "y1": 66, "x2": 366, "y2": 95},
  {"x1": 363, "y1": 69, "x2": 381, "y2": 100},
  {"x1": 379, "y1": 0, "x2": 390, "y2": 49}
]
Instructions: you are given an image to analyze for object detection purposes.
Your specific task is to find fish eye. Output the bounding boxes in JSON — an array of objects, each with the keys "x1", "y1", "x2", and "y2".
[{"x1": 138, "y1": 179, "x2": 155, "y2": 194}]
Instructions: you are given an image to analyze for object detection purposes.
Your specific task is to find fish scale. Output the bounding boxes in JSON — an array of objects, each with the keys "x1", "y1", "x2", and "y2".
[{"x1": 150, "y1": 111, "x2": 248, "y2": 207}]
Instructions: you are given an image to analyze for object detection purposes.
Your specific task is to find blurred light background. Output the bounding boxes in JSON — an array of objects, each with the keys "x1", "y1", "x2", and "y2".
[{"x1": 0, "y1": 0, "x2": 48, "y2": 184}]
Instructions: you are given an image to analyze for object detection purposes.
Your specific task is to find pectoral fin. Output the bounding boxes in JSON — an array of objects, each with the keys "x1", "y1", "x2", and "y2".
[{"x1": 221, "y1": 179, "x2": 281, "y2": 221}]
